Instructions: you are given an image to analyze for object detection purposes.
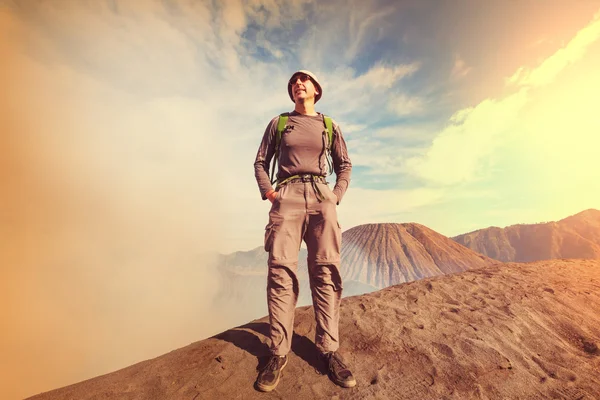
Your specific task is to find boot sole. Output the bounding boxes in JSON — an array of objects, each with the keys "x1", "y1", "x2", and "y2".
[
  {"x1": 328, "y1": 370, "x2": 356, "y2": 388},
  {"x1": 336, "y1": 378, "x2": 356, "y2": 388},
  {"x1": 256, "y1": 357, "x2": 288, "y2": 392}
]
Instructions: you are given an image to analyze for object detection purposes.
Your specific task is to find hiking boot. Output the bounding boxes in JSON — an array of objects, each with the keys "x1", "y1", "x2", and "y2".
[
  {"x1": 255, "y1": 355, "x2": 288, "y2": 392},
  {"x1": 321, "y1": 351, "x2": 356, "y2": 388}
]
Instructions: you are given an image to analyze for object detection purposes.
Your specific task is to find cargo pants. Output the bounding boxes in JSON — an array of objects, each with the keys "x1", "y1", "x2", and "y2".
[{"x1": 264, "y1": 178, "x2": 343, "y2": 356}]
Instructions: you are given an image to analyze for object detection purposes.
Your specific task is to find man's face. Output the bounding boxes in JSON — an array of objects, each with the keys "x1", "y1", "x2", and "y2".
[{"x1": 289, "y1": 73, "x2": 318, "y2": 103}]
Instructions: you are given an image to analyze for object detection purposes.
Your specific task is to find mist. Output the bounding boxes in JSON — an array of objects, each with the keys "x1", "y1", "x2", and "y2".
[{"x1": 1, "y1": 8, "x2": 252, "y2": 399}]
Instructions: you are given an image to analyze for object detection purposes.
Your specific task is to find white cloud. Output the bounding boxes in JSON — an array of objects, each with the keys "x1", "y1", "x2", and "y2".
[
  {"x1": 387, "y1": 93, "x2": 425, "y2": 116},
  {"x1": 320, "y1": 62, "x2": 420, "y2": 119},
  {"x1": 261, "y1": 39, "x2": 284, "y2": 59},
  {"x1": 344, "y1": 122, "x2": 440, "y2": 177},
  {"x1": 351, "y1": 62, "x2": 420, "y2": 89},
  {"x1": 341, "y1": 123, "x2": 368, "y2": 134},
  {"x1": 372, "y1": 122, "x2": 440, "y2": 141},
  {"x1": 338, "y1": 186, "x2": 447, "y2": 228},
  {"x1": 404, "y1": 89, "x2": 529, "y2": 185},
  {"x1": 346, "y1": 136, "x2": 408, "y2": 177},
  {"x1": 408, "y1": 8, "x2": 600, "y2": 189},
  {"x1": 508, "y1": 10, "x2": 600, "y2": 87},
  {"x1": 345, "y1": 5, "x2": 395, "y2": 60},
  {"x1": 246, "y1": 0, "x2": 313, "y2": 29}
]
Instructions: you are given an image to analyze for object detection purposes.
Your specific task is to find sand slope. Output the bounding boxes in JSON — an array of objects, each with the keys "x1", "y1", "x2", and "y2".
[{"x1": 28, "y1": 259, "x2": 600, "y2": 400}]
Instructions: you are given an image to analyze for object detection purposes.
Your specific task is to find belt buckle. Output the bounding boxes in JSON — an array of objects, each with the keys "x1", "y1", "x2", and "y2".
[{"x1": 300, "y1": 174, "x2": 311, "y2": 182}]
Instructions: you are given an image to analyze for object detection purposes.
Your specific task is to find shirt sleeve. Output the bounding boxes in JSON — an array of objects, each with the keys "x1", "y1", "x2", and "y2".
[
  {"x1": 330, "y1": 120, "x2": 352, "y2": 204},
  {"x1": 253, "y1": 116, "x2": 278, "y2": 200}
]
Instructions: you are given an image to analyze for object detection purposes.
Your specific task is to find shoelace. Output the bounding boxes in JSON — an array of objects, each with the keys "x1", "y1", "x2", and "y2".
[
  {"x1": 327, "y1": 352, "x2": 348, "y2": 373},
  {"x1": 263, "y1": 356, "x2": 282, "y2": 372}
]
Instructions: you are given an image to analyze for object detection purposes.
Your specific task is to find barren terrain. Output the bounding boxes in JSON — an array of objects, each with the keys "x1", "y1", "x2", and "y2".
[{"x1": 29, "y1": 259, "x2": 600, "y2": 400}]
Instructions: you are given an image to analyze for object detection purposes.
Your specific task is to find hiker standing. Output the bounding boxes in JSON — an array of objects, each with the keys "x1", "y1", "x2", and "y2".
[{"x1": 253, "y1": 70, "x2": 355, "y2": 391}]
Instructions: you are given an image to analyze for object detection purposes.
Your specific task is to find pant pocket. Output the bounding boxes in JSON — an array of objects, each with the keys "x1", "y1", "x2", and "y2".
[
  {"x1": 275, "y1": 185, "x2": 285, "y2": 203},
  {"x1": 332, "y1": 267, "x2": 343, "y2": 291},
  {"x1": 323, "y1": 184, "x2": 337, "y2": 204},
  {"x1": 264, "y1": 223, "x2": 276, "y2": 252}
]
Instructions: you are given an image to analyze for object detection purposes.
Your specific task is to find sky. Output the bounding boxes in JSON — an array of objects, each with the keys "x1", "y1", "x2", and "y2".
[{"x1": 2, "y1": 0, "x2": 600, "y2": 398}]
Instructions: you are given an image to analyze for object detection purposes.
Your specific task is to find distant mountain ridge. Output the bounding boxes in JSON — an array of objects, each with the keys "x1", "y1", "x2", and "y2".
[
  {"x1": 214, "y1": 222, "x2": 498, "y2": 318},
  {"x1": 452, "y1": 209, "x2": 600, "y2": 262},
  {"x1": 216, "y1": 209, "x2": 600, "y2": 310}
]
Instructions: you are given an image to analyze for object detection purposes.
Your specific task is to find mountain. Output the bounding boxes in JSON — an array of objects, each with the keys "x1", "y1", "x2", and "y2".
[
  {"x1": 452, "y1": 209, "x2": 600, "y2": 262},
  {"x1": 214, "y1": 223, "x2": 497, "y2": 322},
  {"x1": 27, "y1": 259, "x2": 600, "y2": 399},
  {"x1": 341, "y1": 223, "x2": 498, "y2": 288}
]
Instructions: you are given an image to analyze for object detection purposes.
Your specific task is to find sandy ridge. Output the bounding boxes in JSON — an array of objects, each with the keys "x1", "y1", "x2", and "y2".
[{"x1": 28, "y1": 259, "x2": 600, "y2": 399}]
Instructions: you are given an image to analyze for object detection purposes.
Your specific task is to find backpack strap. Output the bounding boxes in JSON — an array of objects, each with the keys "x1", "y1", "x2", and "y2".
[
  {"x1": 270, "y1": 113, "x2": 289, "y2": 184},
  {"x1": 323, "y1": 115, "x2": 333, "y2": 149},
  {"x1": 276, "y1": 113, "x2": 289, "y2": 147},
  {"x1": 322, "y1": 114, "x2": 334, "y2": 176}
]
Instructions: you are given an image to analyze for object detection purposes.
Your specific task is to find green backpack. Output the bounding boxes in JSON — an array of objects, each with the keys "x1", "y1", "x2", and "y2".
[{"x1": 269, "y1": 112, "x2": 334, "y2": 185}]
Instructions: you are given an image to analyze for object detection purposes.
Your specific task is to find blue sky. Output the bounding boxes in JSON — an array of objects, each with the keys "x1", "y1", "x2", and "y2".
[
  {"x1": 5, "y1": 0, "x2": 599, "y2": 255},
  {"x1": 3, "y1": 1, "x2": 600, "y2": 398}
]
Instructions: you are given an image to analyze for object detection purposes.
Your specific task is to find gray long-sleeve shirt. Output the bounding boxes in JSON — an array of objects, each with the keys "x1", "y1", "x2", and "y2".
[{"x1": 254, "y1": 111, "x2": 352, "y2": 204}]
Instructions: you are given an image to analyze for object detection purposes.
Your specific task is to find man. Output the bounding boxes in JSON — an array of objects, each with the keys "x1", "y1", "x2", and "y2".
[{"x1": 253, "y1": 70, "x2": 355, "y2": 392}]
